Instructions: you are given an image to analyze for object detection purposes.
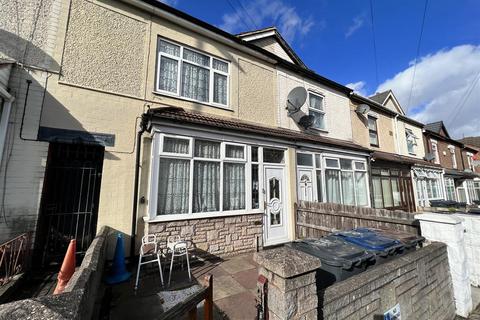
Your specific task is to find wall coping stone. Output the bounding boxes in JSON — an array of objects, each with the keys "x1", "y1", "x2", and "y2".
[
  {"x1": 254, "y1": 247, "x2": 321, "y2": 278},
  {"x1": 415, "y1": 213, "x2": 464, "y2": 225}
]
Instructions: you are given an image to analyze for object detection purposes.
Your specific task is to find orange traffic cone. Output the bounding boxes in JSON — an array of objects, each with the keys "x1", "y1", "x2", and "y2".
[{"x1": 53, "y1": 239, "x2": 76, "y2": 295}]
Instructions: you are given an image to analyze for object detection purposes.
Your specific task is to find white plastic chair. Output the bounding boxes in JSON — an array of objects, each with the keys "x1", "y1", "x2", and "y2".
[
  {"x1": 134, "y1": 234, "x2": 164, "y2": 290},
  {"x1": 166, "y1": 235, "x2": 192, "y2": 287}
]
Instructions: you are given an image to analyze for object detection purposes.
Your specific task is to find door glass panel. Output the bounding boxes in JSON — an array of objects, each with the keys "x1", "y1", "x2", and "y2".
[
  {"x1": 269, "y1": 176, "x2": 281, "y2": 226},
  {"x1": 269, "y1": 177, "x2": 280, "y2": 200}
]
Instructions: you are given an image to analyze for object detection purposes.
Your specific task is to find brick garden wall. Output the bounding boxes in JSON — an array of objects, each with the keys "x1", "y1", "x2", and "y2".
[
  {"x1": 255, "y1": 242, "x2": 456, "y2": 320},
  {"x1": 320, "y1": 242, "x2": 455, "y2": 320},
  {"x1": 296, "y1": 201, "x2": 419, "y2": 238},
  {"x1": 147, "y1": 214, "x2": 263, "y2": 257}
]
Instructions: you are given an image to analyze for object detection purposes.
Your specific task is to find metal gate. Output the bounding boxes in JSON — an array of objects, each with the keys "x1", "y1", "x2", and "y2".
[{"x1": 37, "y1": 143, "x2": 104, "y2": 266}]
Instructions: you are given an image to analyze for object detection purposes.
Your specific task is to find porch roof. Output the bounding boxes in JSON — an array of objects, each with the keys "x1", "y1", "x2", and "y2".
[
  {"x1": 148, "y1": 107, "x2": 370, "y2": 153},
  {"x1": 371, "y1": 150, "x2": 441, "y2": 168},
  {"x1": 444, "y1": 168, "x2": 479, "y2": 179}
]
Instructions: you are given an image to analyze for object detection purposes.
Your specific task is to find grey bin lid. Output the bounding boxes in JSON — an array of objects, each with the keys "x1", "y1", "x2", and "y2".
[{"x1": 289, "y1": 236, "x2": 374, "y2": 269}]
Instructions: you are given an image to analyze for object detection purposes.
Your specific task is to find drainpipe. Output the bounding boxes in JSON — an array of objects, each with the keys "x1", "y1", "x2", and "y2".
[
  {"x1": 130, "y1": 109, "x2": 152, "y2": 259},
  {"x1": 393, "y1": 115, "x2": 400, "y2": 154}
]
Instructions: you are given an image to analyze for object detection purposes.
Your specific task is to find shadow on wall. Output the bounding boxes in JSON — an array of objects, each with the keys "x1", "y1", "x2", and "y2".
[{"x1": 0, "y1": 29, "x2": 60, "y2": 70}]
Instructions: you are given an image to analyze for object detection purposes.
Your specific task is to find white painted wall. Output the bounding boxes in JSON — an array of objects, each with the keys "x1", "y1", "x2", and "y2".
[
  {"x1": 454, "y1": 213, "x2": 480, "y2": 287},
  {"x1": 415, "y1": 213, "x2": 473, "y2": 318},
  {"x1": 276, "y1": 68, "x2": 353, "y2": 142}
]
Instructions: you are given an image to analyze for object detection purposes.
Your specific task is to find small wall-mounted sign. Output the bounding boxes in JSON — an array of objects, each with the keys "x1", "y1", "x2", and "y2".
[
  {"x1": 384, "y1": 304, "x2": 401, "y2": 320},
  {"x1": 472, "y1": 160, "x2": 480, "y2": 166}
]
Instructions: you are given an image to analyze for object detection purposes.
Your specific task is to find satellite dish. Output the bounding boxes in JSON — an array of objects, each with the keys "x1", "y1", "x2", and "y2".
[
  {"x1": 424, "y1": 153, "x2": 436, "y2": 162},
  {"x1": 356, "y1": 104, "x2": 370, "y2": 115},
  {"x1": 298, "y1": 115, "x2": 315, "y2": 129},
  {"x1": 286, "y1": 87, "x2": 307, "y2": 113}
]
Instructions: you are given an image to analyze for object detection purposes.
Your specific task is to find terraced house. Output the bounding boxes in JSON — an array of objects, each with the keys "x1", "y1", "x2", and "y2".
[
  {"x1": 423, "y1": 121, "x2": 480, "y2": 205},
  {"x1": 1, "y1": 0, "x2": 478, "y2": 265},
  {"x1": 0, "y1": 0, "x2": 374, "y2": 260}
]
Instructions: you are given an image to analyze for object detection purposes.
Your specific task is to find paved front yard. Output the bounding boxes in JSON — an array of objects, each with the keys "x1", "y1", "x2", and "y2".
[{"x1": 106, "y1": 253, "x2": 258, "y2": 320}]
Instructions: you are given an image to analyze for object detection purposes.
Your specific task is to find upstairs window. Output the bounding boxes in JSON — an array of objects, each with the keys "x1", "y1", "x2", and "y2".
[
  {"x1": 156, "y1": 38, "x2": 229, "y2": 107},
  {"x1": 431, "y1": 140, "x2": 439, "y2": 164},
  {"x1": 308, "y1": 92, "x2": 326, "y2": 130},
  {"x1": 467, "y1": 152, "x2": 474, "y2": 171},
  {"x1": 405, "y1": 129, "x2": 418, "y2": 155},
  {"x1": 448, "y1": 145, "x2": 457, "y2": 169},
  {"x1": 368, "y1": 116, "x2": 379, "y2": 147}
]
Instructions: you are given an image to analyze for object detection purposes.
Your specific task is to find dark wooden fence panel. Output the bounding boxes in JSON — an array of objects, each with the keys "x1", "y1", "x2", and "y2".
[{"x1": 295, "y1": 201, "x2": 419, "y2": 239}]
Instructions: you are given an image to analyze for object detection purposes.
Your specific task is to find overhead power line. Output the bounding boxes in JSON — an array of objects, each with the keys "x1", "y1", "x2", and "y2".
[
  {"x1": 406, "y1": 0, "x2": 429, "y2": 115},
  {"x1": 234, "y1": 0, "x2": 259, "y2": 30},
  {"x1": 448, "y1": 70, "x2": 480, "y2": 127},
  {"x1": 369, "y1": 0, "x2": 379, "y2": 88},
  {"x1": 225, "y1": 0, "x2": 253, "y2": 31}
]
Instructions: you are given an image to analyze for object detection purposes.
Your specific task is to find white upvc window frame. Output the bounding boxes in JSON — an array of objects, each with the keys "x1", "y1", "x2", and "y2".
[
  {"x1": 295, "y1": 152, "x2": 369, "y2": 207},
  {"x1": 308, "y1": 91, "x2": 327, "y2": 131},
  {"x1": 448, "y1": 145, "x2": 457, "y2": 169},
  {"x1": 155, "y1": 37, "x2": 230, "y2": 109},
  {"x1": 148, "y1": 130, "x2": 287, "y2": 222},
  {"x1": 405, "y1": 128, "x2": 418, "y2": 155},
  {"x1": 430, "y1": 139, "x2": 440, "y2": 164},
  {"x1": 466, "y1": 152, "x2": 474, "y2": 171}
]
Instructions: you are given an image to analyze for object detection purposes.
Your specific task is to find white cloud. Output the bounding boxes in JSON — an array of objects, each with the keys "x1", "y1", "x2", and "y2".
[
  {"x1": 345, "y1": 15, "x2": 365, "y2": 38},
  {"x1": 346, "y1": 81, "x2": 367, "y2": 96},
  {"x1": 377, "y1": 45, "x2": 480, "y2": 138},
  {"x1": 219, "y1": 0, "x2": 319, "y2": 43},
  {"x1": 158, "y1": 0, "x2": 179, "y2": 7}
]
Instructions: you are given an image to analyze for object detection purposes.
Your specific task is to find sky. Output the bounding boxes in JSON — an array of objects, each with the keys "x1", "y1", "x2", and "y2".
[{"x1": 161, "y1": 0, "x2": 480, "y2": 138}]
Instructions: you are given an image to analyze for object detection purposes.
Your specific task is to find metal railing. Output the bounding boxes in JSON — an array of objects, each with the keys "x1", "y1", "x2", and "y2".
[{"x1": 0, "y1": 232, "x2": 32, "y2": 286}]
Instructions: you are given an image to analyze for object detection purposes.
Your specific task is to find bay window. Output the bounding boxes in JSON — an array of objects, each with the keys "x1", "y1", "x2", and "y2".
[
  {"x1": 156, "y1": 38, "x2": 229, "y2": 107},
  {"x1": 474, "y1": 181, "x2": 480, "y2": 201},
  {"x1": 153, "y1": 133, "x2": 285, "y2": 219},
  {"x1": 413, "y1": 168, "x2": 443, "y2": 207},
  {"x1": 296, "y1": 152, "x2": 368, "y2": 206}
]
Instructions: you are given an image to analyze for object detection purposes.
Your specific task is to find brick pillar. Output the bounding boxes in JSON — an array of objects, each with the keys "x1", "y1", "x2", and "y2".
[
  {"x1": 415, "y1": 213, "x2": 473, "y2": 318},
  {"x1": 254, "y1": 247, "x2": 322, "y2": 320}
]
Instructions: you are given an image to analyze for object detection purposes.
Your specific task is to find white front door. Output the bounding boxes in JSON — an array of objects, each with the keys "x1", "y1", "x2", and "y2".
[
  {"x1": 263, "y1": 166, "x2": 289, "y2": 246},
  {"x1": 297, "y1": 169, "x2": 314, "y2": 201}
]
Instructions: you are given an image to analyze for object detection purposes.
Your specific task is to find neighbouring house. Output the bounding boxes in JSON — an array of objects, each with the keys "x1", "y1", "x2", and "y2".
[
  {"x1": 238, "y1": 29, "x2": 372, "y2": 211},
  {"x1": 423, "y1": 122, "x2": 480, "y2": 205},
  {"x1": 350, "y1": 90, "x2": 441, "y2": 212}
]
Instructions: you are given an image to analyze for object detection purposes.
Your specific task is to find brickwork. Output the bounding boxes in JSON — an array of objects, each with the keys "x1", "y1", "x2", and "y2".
[
  {"x1": 320, "y1": 242, "x2": 455, "y2": 320},
  {"x1": 256, "y1": 242, "x2": 456, "y2": 320},
  {"x1": 147, "y1": 213, "x2": 263, "y2": 257},
  {"x1": 296, "y1": 201, "x2": 419, "y2": 240}
]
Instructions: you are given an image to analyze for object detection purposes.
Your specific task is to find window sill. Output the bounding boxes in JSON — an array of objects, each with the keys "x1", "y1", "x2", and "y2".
[
  {"x1": 143, "y1": 209, "x2": 264, "y2": 223},
  {"x1": 308, "y1": 127, "x2": 329, "y2": 134},
  {"x1": 152, "y1": 91, "x2": 234, "y2": 112}
]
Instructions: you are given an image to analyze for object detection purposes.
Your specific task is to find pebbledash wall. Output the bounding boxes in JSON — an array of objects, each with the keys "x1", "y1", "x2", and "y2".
[{"x1": 148, "y1": 214, "x2": 263, "y2": 257}]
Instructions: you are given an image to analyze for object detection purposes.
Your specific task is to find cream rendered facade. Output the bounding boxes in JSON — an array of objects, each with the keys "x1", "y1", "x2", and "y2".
[
  {"x1": 350, "y1": 100, "x2": 396, "y2": 153},
  {"x1": 2, "y1": 0, "x2": 331, "y2": 258}
]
